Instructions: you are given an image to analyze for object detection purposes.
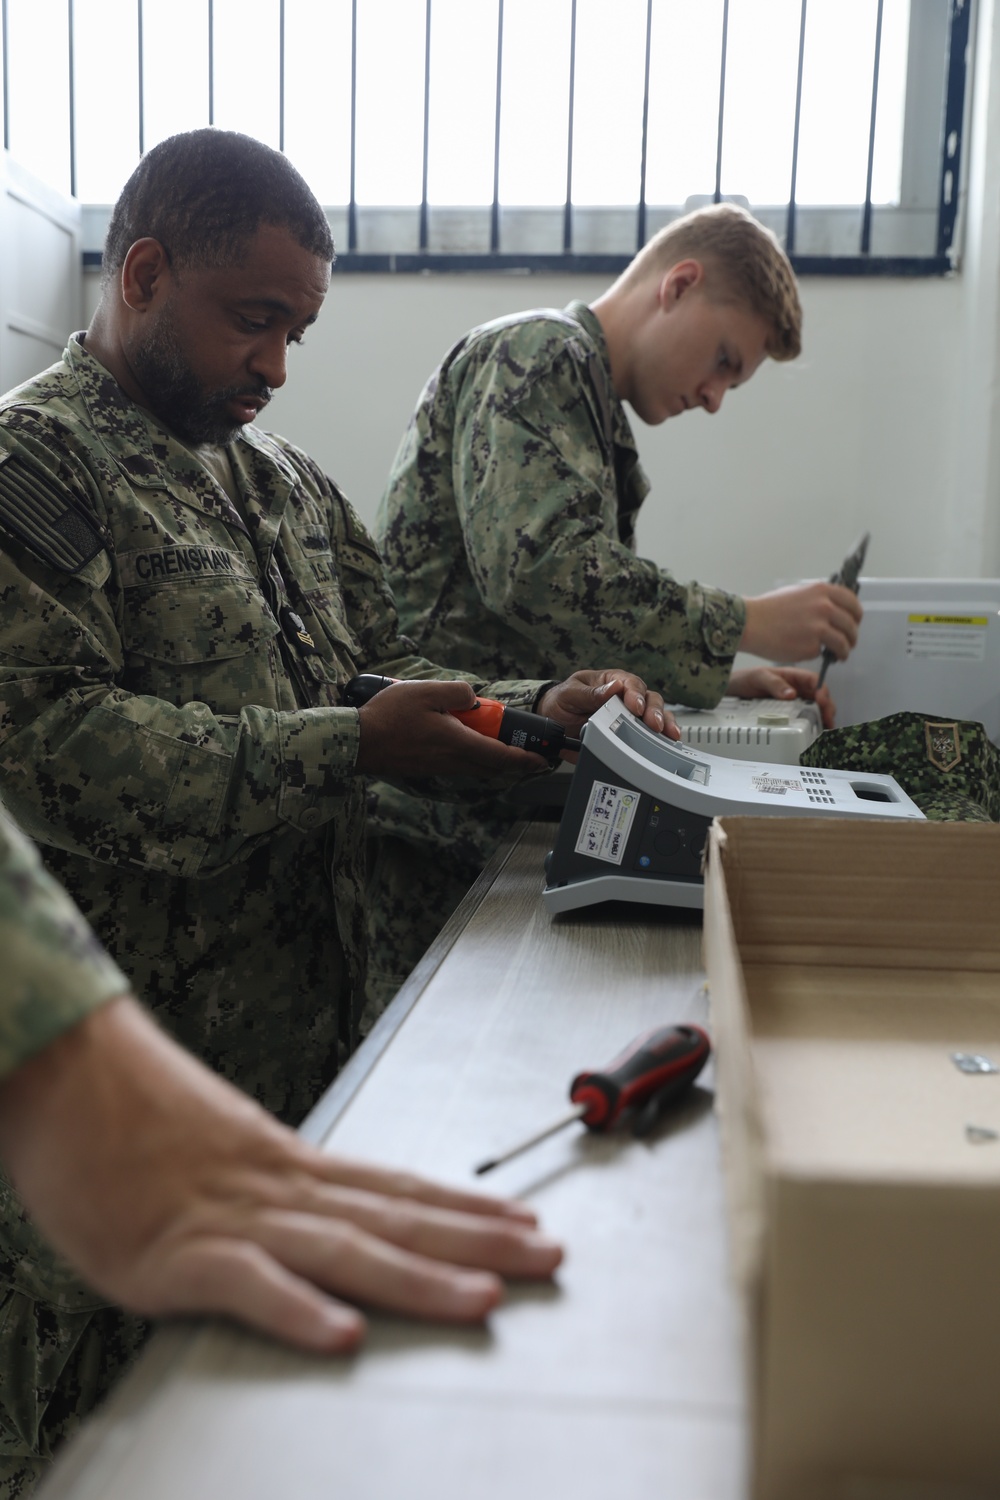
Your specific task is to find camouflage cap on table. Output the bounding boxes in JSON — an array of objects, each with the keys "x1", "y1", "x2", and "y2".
[{"x1": 800, "y1": 712, "x2": 1000, "y2": 823}]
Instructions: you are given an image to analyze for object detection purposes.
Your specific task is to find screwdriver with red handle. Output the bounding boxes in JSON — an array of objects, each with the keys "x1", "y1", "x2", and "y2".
[
  {"x1": 343, "y1": 673, "x2": 581, "y2": 762},
  {"x1": 473, "y1": 1023, "x2": 711, "y2": 1175}
]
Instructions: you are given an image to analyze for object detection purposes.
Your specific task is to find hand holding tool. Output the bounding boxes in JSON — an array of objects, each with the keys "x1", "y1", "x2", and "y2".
[
  {"x1": 474, "y1": 1023, "x2": 711, "y2": 1175},
  {"x1": 816, "y1": 531, "x2": 870, "y2": 691},
  {"x1": 343, "y1": 673, "x2": 580, "y2": 762}
]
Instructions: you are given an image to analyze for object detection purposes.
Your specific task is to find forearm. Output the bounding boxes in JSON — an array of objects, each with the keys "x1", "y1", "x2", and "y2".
[
  {"x1": 0, "y1": 676, "x2": 362, "y2": 875},
  {"x1": 467, "y1": 483, "x2": 743, "y2": 705}
]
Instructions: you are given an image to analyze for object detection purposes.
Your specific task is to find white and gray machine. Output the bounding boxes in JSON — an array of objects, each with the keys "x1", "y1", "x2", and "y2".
[
  {"x1": 542, "y1": 698, "x2": 925, "y2": 915},
  {"x1": 827, "y1": 578, "x2": 1000, "y2": 742},
  {"x1": 669, "y1": 695, "x2": 822, "y2": 764}
]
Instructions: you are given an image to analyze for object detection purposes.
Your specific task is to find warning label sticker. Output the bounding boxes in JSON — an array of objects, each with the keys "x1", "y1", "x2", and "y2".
[
  {"x1": 906, "y1": 615, "x2": 988, "y2": 662},
  {"x1": 574, "y1": 781, "x2": 639, "y2": 865}
]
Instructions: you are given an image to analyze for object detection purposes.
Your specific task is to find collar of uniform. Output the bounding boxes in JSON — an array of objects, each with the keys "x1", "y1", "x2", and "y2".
[
  {"x1": 225, "y1": 425, "x2": 302, "y2": 560},
  {"x1": 64, "y1": 333, "x2": 300, "y2": 540},
  {"x1": 561, "y1": 301, "x2": 639, "y2": 462}
]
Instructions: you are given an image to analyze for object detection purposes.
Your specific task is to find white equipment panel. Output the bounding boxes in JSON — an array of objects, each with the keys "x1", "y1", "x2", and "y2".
[
  {"x1": 670, "y1": 695, "x2": 821, "y2": 764},
  {"x1": 542, "y1": 700, "x2": 924, "y2": 915},
  {"x1": 818, "y1": 578, "x2": 1000, "y2": 742}
]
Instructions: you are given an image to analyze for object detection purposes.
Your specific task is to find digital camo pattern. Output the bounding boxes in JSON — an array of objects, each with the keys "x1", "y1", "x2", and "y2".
[
  {"x1": 376, "y1": 300, "x2": 745, "y2": 694},
  {"x1": 0, "y1": 804, "x2": 124, "y2": 1076},
  {"x1": 367, "y1": 300, "x2": 747, "y2": 1001},
  {"x1": 0, "y1": 335, "x2": 544, "y2": 1482},
  {"x1": 800, "y1": 711, "x2": 1000, "y2": 822}
]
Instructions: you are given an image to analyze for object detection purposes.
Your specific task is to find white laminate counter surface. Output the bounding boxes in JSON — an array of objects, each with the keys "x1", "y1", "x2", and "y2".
[{"x1": 39, "y1": 822, "x2": 747, "y2": 1500}]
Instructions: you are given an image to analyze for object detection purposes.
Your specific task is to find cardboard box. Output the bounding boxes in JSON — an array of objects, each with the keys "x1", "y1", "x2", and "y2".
[{"x1": 704, "y1": 817, "x2": 1000, "y2": 1500}]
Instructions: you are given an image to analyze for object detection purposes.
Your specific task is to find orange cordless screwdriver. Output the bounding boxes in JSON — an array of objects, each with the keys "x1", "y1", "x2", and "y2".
[
  {"x1": 343, "y1": 673, "x2": 581, "y2": 762},
  {"x1": 474, "y1": 1023, "x2": 711, "y2": 1175}
]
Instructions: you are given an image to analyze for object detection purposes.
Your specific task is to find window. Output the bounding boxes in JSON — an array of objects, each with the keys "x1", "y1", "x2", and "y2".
[{"x1": 1, "y1": 0, "x2": 970, "y2": 274}]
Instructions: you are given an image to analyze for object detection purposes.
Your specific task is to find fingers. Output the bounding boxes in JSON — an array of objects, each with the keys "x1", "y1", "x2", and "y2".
[
  {"x1": 309, "y1": 1154, "x2": 541, "y2": 1225},
  {"x1": 539, "y1": 671, "x2": 673, "y2": 738},
  {"x1": 812, "y1": 685, "x2": 836, "y2": 728},
  {"x1": 736, "y1": 665, "x2": 838, "y2": 729},
  {"x1": 282, "y1": 1189, "x2": 564, "y2": 1280},
  {"x1": 821, "y1": 585, "x2": 862, "y2": 657},
  {"x1": 742, "y1": 583, "x2": 863, "y2": 663},
  {"x1": 600, "y1": 675, "x2": 673, "y2": 738},
  {"x1": 760, "y1": 672, "x2": 797, "y2": 698},
  {"x1": 729, "y1": 667, "x2": 797, "y2": 700},
  {"x1": 142, "y1": 1237, "x2": 370, "y2": 1352},
  {"x1": 144, "y1": 1229, "x2": 506, "y2": 1346},
  {"x1": 219, "y1": 1174, "x2": 564, "y2": 1281},
  {"x1": 247, "y1": 1214, "x2": 509, "y2": 1323},
  {"x1": 832, "y1": 582, "x2": 864, "y2": 625},
  {"x1": 147, "y1": 1213, "x2": 512, "y2": 1328},
  {"x1": 139, "y1": 1190, "x2": 558, "y2": 1342},
  {"x1": 354, "y1": 679, "x2": 547, "y2": 776}
]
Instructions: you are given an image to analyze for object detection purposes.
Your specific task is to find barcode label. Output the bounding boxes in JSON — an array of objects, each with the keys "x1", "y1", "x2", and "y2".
[{"x1": 751, "y1": 775, "x2": 802, "y2": 796}]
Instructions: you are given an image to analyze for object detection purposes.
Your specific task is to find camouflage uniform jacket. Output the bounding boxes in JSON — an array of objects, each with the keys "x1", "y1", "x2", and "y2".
[
  {"x1": 0, "y1": 802, "x2": 123, "y2": 1079},
  {"x1": 0, "y1": 337, "x2": 551, "y2": 1466},
  {"x1": 0, "y1": 335, "x2": 542, "y2": 1117},
  {"x1": 376, "y1": 299, "x2": 746, "y2": 697},
  {"x1": 369, "y1": 300, "x2": 745, "y2": 856}
]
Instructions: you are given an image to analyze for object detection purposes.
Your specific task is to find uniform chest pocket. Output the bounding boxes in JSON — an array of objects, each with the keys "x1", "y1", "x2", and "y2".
[
  {"x1": 286, "y1": 521, "x2": 337, "y2": 588},
  {"x1": 123, "y1": 578, "x2": 284, "y2": 711}
]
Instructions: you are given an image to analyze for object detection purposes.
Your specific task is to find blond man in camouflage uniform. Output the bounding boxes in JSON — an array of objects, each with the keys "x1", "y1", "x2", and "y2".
[
  {"x1": 369, "y1": 204, "x2": 864, "y2": 1008},
  {"x1": 0, "y1": 799, "x2": 562, "y2": 1492},
  {"x1": 0, "y1": 129, "x2": 668, "y2": 1490}
]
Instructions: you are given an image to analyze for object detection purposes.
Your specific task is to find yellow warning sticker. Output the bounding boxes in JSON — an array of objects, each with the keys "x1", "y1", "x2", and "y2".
[{"x1": 907, "y1": 615, "x2": 988, "y2": 626}]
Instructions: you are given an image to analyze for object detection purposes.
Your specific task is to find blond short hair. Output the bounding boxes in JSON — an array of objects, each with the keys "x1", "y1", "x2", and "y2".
[{"x1": 618, "y1": 203, "x2": 802, "y2": 362}]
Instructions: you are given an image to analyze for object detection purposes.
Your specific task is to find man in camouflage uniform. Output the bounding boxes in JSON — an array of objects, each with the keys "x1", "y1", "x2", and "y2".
[
  {"x1": 0, "y1": 129, "x2": 664, "y2": 1490},
  {"x1": 0, "y1": 800, "x2": 562, "y2": 1494},
  {"x1": 368, "y1": 203, "x2": 864, "y2": 1008}
]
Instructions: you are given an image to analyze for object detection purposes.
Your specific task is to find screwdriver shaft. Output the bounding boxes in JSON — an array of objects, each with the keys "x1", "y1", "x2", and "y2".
[{"x1": 474, "y1": 1103, "x2": 586, "y2": 1176}]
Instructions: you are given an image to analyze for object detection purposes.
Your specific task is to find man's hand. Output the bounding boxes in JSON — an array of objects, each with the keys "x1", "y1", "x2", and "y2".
[
  {"x1": 740, "y1": 582, "x2": 862, "y2": 665},
  {"x1": 354, "y1": 673, "x2": 678, "y2": 778},
  {"x1": 536, "y1": 670, "x2": 679, "y2": 744},
  {"x1": 0, "y1": 998, "x2": 563, "y2": 1353},
  {"x1": 354, "y1": 679, "x2": 551, "y2": 777},
  {"x1": 727, "y1": 664, "x2": 835, "y2": 729}
]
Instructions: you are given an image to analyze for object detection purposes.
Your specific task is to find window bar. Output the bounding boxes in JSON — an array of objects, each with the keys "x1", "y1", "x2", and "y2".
[
  {"x1": 68, "y1": 0, "x2": 77, "y2": 197},
  {"x1": 208, "y1": 0, "x2": 214, "y2": 125},
  {"x1": 785, "y1": 0, "x2": 808, "y2": 255},
  {"x1": 938, "y1": 0, "x2": 972, "y2": 258},
  {"x1": 419, "y1": 0, "x2": 431, "y2": 251},
  {"x1": 714, "y1": 0, "x2": 729, "y2": 202},
  {"x1": 564, "y1": 0, "x2": 577, "y2": 252},
  {"x1": 490, "y1": 0, "x2": 504, "y2": 253},
  {"x1": 278, "y1": 0, "x2": 285, "y2": 152},
  {"x1": 860, "y1": 0, "x2": 884, "y2": 255},
  {"x1": 137, "y1": 0, "x2": 145, "y2": 156},
  {"x1": 348, "y1": 0, "x2": 358, "y2": 251},
  {"x1": 636, "y1": 0, "x2": 653, "y2": 251},
  {"x1": 1, "y1": 0, "x2": 8, "y2": 151}
]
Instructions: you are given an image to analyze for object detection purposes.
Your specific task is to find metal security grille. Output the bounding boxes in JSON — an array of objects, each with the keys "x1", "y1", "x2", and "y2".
[{"x1": 2, "y1": 0, "x2": 971, "y2": 277}]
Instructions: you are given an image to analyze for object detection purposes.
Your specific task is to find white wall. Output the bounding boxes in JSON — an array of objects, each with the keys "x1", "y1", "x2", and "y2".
[
  {"x1": 263, "y1": 271, "x2": 963, "y2": 600},
  {"x1": 78, "y1": 258, "x2": 967, "y2": 606},
  {"x1": 76, "y1": 0, "x2": 1000, "y2": 608}
]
